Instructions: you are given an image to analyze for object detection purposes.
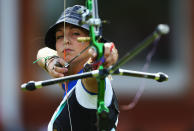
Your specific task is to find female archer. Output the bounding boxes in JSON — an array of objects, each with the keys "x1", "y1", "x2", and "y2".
[{"x1": 37, "y1": 5, "x2": 119, "y2": 131}]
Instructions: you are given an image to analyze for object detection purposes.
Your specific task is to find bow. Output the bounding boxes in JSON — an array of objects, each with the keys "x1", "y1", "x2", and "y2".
[
  {"x1": 84, "y1": 0, "x2": 109, "y2": 130},
  {"x1": 21, "y1": 0, "x2": 170, "y2": 130}
]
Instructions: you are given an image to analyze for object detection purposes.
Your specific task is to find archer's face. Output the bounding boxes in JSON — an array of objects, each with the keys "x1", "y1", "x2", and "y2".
[{"x1": 55, "y1": 23, "x2": 90, "y2": 64}]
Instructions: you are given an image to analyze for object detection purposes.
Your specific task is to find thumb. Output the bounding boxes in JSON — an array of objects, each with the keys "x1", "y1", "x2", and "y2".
[
  {"x1": 57, "y1": 58, "x2": 68, "y2": 67},
  {"x1": 88, "y1": 47, "x2": 97, "y2": 58}
]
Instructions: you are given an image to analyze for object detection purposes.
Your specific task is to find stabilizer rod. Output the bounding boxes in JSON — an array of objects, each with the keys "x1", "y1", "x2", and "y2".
[
  {"x1": 21, "y1": 68, "x2": 168, "y2": 91},
  {"x1": 113, "y1": 69, "x2": 168, "y2": 82}
]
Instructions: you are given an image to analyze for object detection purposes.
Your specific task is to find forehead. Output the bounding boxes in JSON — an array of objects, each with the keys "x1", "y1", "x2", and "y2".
[{"x1": 55, "y1": 23, "x2": 88, "y2": 33}]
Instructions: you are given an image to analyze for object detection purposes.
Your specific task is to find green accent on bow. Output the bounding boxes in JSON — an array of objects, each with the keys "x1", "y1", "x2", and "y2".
[{"x1": 85, "y1": 0, "x2": 109, "y2": 130}]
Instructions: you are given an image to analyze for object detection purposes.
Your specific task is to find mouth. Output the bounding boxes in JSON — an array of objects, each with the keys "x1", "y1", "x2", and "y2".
[{"x1": 63, "y1": 49, "x2": 73, "y2": 53}]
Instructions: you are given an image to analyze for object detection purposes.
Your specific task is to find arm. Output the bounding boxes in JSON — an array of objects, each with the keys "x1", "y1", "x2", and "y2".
[
  {"x1": 36, "y1": 43, "x2": 118, "y2": 93},
  {"x1": 37, "y1": 47, "x2": 57, "y2": 69}
]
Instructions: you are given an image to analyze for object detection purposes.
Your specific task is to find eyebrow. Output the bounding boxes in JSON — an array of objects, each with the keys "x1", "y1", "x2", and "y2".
[
  {"x1": 70, "y1": 26, "x2": 81, "y2": 31},
  {"x1": 55, "y1": 28, "x2": 63, "y2": 33}
]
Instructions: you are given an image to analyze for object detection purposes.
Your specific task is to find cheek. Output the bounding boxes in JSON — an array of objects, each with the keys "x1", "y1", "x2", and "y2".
[
  {"x1": 79, "y1": 42, "x2": 90, "y2": 56},
  {"x1": 56, "y1": 40, "x2": 64, "y2": 50},
  {"x1": 78, "y1": 42, "x2": 90, "y2": 49},
  {"x1": 74, "y1": 43, "x2": 87, "y2": 56},
  {"x1": 56, "y1": 41, "x2": 64, "y2": 57}
]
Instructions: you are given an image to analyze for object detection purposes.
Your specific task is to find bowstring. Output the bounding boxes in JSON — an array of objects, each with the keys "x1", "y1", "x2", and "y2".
[
  {"x1": 64, "y1": 82, "x2": 73, "y2": 131},
  {"x1": 65, "y1": 45, "x2": 91, "y2": 68},
  {"x1": 64, "y1": 1, "x2": 73, "y2": 131},
  {"x1": 122, "y1": 36, "x2": 161, "y2": 110}
]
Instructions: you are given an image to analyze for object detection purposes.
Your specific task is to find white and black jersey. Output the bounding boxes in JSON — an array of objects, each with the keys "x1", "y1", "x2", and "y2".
[{"x1": 48, "y1": 77, "x2": 119, "y2": 131}]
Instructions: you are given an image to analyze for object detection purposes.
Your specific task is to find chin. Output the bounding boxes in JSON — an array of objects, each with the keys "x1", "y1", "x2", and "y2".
[{"x1": 64, "y1": 57, "x2": 71, "y2": 62}]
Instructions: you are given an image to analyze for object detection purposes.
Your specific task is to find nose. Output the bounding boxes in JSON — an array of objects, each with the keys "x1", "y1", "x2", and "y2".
[
  {"x1": 64, "y1": 36, "x2": 71, "y2": 46},
  {"x1": 64, "y1": 39, "x2": 70, "y2": 46}
]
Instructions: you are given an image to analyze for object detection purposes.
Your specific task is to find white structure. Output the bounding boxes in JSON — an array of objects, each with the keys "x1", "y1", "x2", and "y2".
[{"x1": 0, "y1": 0, "x2": 23, "y2": 130}]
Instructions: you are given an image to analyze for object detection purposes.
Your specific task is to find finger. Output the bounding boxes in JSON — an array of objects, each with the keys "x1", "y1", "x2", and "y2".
[
  {"x1": 54, "y1": 66, "x2": 68, "y2": 74},
  {"x1": 104, "y1": 42, "x2": 113, "y2": 58},
  {"x1": 111, "y1": 48, "x2": 119, "y2": 64},
  {"x1": 57, "y1": 58, "x2": 68, "y2": 67},
  {"x1": 88, "y1": 47, "x2": 97, "y2": 58},
  {"x1": 50, "y1": 66, "x2": 65, "y2": 78},
  {"x1": 103, "y1": 56, "x2": 114, "y2": 68},
  {"x1": 103, "y1": 47, "x2": 118, "y2": 68}
]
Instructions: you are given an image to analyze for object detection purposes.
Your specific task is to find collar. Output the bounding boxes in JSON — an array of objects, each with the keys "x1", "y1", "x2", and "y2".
[{"x1": 62, "y1": 69, "x2": 83, "y2": 96}]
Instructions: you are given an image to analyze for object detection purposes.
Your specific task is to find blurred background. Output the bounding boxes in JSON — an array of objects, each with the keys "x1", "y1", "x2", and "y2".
[{"x1": 0, "y1": 0, "x2": 194, "y2": 130}]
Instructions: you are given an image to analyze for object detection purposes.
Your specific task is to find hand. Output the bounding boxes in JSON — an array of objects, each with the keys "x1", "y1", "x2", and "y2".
[
  {"x1": 46, "y1": 57, "x2": 68, "y2": 78},
  {"x1": 88, "y1": 42, "x2": 118, "y2": 68},
  {"x1": 103, "y1": 42, "x2": 118, "y2": 68}
]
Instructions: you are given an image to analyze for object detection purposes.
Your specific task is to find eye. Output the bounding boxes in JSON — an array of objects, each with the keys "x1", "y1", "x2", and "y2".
[
  {"x1": 56, "y1": 36, "x2": 64, "y2": 40},
  {"x1": 73, "y1": 32, "x2": 80, "y2": 36}
]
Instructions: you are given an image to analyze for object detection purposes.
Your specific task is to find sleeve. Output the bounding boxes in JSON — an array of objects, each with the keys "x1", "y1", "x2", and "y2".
[{"x1": 75, "y1": 78, "x2": 113, "y2": 109}]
